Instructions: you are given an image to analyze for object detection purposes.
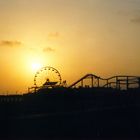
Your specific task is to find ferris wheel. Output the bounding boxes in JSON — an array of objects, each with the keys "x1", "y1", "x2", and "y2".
[{"x1": 34, "y1": 66, "x2": 62, "y2": 88}]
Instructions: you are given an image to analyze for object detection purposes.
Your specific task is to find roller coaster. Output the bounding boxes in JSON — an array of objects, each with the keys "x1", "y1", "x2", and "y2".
[
  {"x1": 69, "y1": 74, "x2": 140, "y2": 90},
  {"x1": 28, "y1": 66, "x2": 140, "y2": 93}
]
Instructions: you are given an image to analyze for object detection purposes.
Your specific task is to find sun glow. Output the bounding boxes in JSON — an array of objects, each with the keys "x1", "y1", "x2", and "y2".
[{"x1": 31, "y1": 62, "x2": 42, "y2": 72}]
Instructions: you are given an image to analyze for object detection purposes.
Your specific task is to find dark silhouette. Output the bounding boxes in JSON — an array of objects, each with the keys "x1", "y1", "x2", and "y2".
[{"x1": 0, "y1": 67, "x2": 140, "y2": 139}]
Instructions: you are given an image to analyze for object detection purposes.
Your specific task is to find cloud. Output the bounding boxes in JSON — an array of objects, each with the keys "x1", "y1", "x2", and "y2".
[
  {"x1": 0, "y1": 40, "x2": 22, "y2": 47},
  {"x1": 48, "y1": 32, "x2": 60, "y2": 39},
  {"x1": 43, "y1": 47, "x2": 55, "y2": 52},
  {"x1": 130, "y1": 17, "x2": 140, "y2": 23}
]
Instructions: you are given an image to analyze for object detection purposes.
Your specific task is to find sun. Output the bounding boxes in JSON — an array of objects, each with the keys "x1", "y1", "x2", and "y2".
[
  {"x1": 24, "y1": 54, "x2": 47, "y2": 74},
  {"x1": 31, "y1": 62, "x2": 42, "y2": 72}
]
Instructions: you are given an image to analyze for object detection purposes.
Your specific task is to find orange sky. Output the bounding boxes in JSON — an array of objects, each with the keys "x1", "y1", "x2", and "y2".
[{"x1": 0, "y1": 0, "x2": 140, "y2": 94}]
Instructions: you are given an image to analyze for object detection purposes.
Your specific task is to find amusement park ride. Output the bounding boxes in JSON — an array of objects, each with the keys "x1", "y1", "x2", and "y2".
[
  {"x1": 1, "y1": 66, "x2": 140, "y2": 139},
  {"x1": 28, "y1": 66, "x2": 140, "y2": 93},
  {"x1": 28, "y1": 66, "x2": 63, "y2": 92}
]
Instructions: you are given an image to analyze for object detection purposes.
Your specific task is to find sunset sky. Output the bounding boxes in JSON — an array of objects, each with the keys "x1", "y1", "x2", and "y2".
[{"x1": 0, "y1": 0, "x2": 140, "y2": 94}]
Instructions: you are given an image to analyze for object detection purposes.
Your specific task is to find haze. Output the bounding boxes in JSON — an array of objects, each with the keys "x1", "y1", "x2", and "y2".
[{"x1": 0, "y1": 0, "x2": 140, "y2": 94}]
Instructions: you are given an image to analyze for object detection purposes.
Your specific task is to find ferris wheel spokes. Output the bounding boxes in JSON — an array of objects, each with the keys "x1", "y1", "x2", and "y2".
[{"x1": 34, "y1": 66, "x2": 62, "y2": 88}]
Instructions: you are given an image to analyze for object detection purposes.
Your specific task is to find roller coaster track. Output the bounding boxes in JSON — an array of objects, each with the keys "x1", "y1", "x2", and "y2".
[{"x1": 69, "y1": 74, "x2": 140, "y2": 90}]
